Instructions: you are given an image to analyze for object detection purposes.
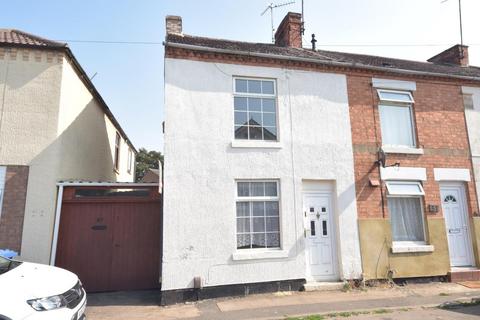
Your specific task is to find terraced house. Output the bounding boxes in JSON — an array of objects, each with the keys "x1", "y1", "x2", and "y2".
[{"x1": 162, "y1": 12, "x2": 480, "y2": 303}]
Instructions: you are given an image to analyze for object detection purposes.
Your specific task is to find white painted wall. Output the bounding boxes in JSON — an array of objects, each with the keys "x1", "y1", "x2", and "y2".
[
  {"x1": 163, "y1": 58, "x2": 362, "y2": 290},
  {"x1": 0, "y1": 48, "x2": 133, "y2": 263},
  {"x1": 463, "y1": 86, "x2": 480, "y2": 212}
]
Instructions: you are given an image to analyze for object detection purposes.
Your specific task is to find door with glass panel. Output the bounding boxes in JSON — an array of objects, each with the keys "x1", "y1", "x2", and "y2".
[
  {"x1": 440, "y1": 183, "x2": 474, "y2": 267},
  {"x1": 303, "y1": 192, "x2": 337, "y2": 281}
]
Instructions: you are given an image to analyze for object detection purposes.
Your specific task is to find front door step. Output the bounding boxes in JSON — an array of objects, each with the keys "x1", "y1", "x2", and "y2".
[
  {"x1": 303, "y1": 281, "x2": 344, "y2": 292},
  {"x1": 448, "y1": 268, "x2": 480, "y2": 282}
]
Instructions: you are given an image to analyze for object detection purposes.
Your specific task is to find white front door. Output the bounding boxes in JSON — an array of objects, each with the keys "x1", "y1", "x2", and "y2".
[
  {"x1": 303, "y1": 192, "x2": 337, "y2": 280},
  {"x1": 440, "y1": 184, "x2": 474, "y2": 267}
]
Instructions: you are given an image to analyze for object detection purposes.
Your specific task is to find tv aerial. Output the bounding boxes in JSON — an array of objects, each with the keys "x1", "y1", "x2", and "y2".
[
  {"x1": 261, "y1": 1, "x2": 296, "y2": 43},
  {"x1": 441, "y1": 0, "x2": 464, "y2": 49}
]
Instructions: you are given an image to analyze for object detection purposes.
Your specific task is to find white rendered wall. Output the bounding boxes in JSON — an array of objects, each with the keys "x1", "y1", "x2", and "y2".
[
  {"x1": 463, "y1": 86, "x2": 480, "y2": 212},
  {"x1": 163, "y1": 58, "x2": 362, "y2": 290}
]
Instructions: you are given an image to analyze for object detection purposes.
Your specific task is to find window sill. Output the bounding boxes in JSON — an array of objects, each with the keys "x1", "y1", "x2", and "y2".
[
  {"x1": 231, "y1": 140, "x2": 282, "y2": 149},
  {"x1": 232, "y1": 250, "x2": 288, "y2": 261},
  {"x1": 382, "y1": 146, "x2": 424, "y2": 155},
  {"x1": 391, "y1": 244, "x2": 434, "y2": 253}
]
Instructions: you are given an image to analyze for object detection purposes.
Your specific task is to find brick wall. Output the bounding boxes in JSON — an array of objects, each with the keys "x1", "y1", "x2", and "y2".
[
  {"x1": 348, "y1": 74, "x2": 479, "y2": 219},
  {"x1": 164, "y1": 46, "x2": 480, "y2": 218},
  {"x1": 0, "y1": 166, "x2": 29, "y2": 252}
]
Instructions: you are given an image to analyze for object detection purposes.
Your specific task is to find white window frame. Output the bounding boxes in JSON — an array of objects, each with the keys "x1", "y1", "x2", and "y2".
[
  {"x1": 235, "y1": 179, "x2": 282, "y2": 251},
  {"x1": 377, "y1": 89, "x2": 415, "y2": 104},
  {"x1": 127, "y1": 148, "x2": 133, "y2": 174},
  {"x1": 385, "y1": 181, "x2": 425, "y2": 196},
  {"x1": 233, "y1": 77, "x2": 279, "y2": 142},
  {"x1": 377, "y1": 89, "x2": 417, "y2": 148},
  {"x1": 386, "y1": 181, "x2": 427, "y2": 247},
  {"x1": 114, "y1": 132, "x2": 121, "y2": 172}
]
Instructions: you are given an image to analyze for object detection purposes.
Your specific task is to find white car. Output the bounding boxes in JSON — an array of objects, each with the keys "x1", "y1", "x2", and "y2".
[{"x1": 0, "y1": 256, "x2": 86, "y2": 320}]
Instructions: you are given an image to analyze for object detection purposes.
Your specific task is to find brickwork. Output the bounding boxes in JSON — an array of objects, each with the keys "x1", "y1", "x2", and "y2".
[
  {"x1": 165, "y1": 46, "x2": 480, "y2": 221},
  {"x1": 274, "y1": 12, "x2": 302, "y2": 48},
  {"x1": 0, "y1": 166, "x2": 29, "y2": 252},
  {"x1": 165, "y1": 46, "x2": 480, "y2": 87},
  {"x1": 347, "y1": 74, "x2": 479, "y2": 220},
  {"x1": 0, "y1": 47, "x2": 63, "y2": 63},
  {"x1": 166, "y1": 15, "x2": 182, "y2": 35},
  {"x1": 428, "y1": 44, "x2": 469, "y2": 67}
]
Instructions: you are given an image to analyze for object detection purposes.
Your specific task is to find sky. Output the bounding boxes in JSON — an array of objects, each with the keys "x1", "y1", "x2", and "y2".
[{"x1": 2, "y1": 0, "x2": 479, "y2": 152}]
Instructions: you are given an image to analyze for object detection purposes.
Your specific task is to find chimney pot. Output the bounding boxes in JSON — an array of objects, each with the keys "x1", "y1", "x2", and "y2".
[
  {"x1": 427, "y1": 44, "x2": 469, "y2": 67},
  {"x1": 166, "y1": 15, "x2": 182, "y2": 35},
  {"x1": 274, "y1": 12, "x2": 302, "y2": 48}
]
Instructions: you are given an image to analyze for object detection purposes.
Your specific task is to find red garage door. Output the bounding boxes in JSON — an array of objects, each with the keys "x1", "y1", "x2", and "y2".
[{"x1": 55, "y1": 185, "x2": 162, "y2": 292}]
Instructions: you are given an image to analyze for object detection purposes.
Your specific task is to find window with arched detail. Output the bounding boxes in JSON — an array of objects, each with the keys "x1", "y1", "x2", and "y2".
[{"x1": 444, "y1": 195, "x2": 457, "y2": 203}]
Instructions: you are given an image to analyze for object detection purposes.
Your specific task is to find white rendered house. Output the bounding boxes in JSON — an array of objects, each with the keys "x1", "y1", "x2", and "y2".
[{"x1": 161, "y1": 14, "x2": 362, "y2": 303}]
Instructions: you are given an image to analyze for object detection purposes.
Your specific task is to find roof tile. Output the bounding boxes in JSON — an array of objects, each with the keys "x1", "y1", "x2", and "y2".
[
  {"x1": 166, "y1": 34, "x2": 480, "y2": 79},
  {"x1": 0, "y1": 29, "x2": 66, "y2": 48}
]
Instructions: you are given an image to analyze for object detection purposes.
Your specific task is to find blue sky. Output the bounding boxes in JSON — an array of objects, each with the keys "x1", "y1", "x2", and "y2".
[{"x1": 3, "y1": 0, "x2": 479, "y2": 152}]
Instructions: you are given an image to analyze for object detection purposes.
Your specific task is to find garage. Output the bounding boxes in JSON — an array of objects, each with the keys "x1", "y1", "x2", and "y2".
[{"x1": 51, "y1": 182, "x2": 162, "y2": 292}]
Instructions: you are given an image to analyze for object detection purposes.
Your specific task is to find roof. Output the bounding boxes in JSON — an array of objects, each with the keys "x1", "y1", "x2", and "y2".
[
  {"x1": 0, "y1": 29, "x2": 136, "y2": 152},
  {"x1": 0, "y1": 29, "x2": 66, "y2": 48},
  {"x1": 166, "y1": 34, "x2": 480, "y2": 80}
]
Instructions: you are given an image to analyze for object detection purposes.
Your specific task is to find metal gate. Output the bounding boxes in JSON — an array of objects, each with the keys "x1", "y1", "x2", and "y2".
[{"x1": 53, "y1": 183, "x2": 162, "y2": 292}]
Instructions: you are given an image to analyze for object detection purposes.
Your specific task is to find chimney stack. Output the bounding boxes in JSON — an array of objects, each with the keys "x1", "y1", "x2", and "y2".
[
  {"x1": 274, "y1": 12, "x2": 302, "y2": 48},
  {"x1": 427, "y1": 44, "x2": 469, "y2": 67},
  {"x1": 166, "y1": 15, "x2": 182, "y2": 35}
]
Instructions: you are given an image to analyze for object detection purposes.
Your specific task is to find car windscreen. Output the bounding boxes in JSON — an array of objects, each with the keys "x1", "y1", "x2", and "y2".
[{"x1": 0, "y1": 256, "x2": 21, "y2": 275}]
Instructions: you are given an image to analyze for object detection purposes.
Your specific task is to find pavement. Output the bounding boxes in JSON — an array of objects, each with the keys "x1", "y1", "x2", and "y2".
[{"x1": 85, "y1": 282, "x2": 480, "y2": 320}]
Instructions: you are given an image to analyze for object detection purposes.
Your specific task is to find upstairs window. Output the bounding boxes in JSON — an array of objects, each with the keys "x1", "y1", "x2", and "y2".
[
  {"x1": 463, "y1": 94, "x2": 474, "y2": 110},
  {"x1": 127, "y1": 148, "x2": 133, "y2": 174},
  {"x1": 233, "y1": 78, "x2": 277, "y2": 141},
  {"x1": 377, "y1": 89, "x2": 416, "y2": 148},
  {"x1": 114, "y1": 132, "x2": 121, "y2": 171}
]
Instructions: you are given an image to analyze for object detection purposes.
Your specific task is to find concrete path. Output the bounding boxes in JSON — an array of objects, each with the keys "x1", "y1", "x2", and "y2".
[{"x1": 85, "y1": 282, "x2": 480, "y2": 320}]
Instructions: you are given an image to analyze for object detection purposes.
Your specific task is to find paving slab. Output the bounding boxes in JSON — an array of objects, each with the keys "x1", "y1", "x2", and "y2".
[{"x1": 85, "y1": 282, "x2": 480, "y2": 320}]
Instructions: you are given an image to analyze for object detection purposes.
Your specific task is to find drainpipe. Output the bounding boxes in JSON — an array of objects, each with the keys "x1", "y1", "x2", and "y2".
[{"x1": 49, "y1": 184, "x2": 64, "y2": 265}]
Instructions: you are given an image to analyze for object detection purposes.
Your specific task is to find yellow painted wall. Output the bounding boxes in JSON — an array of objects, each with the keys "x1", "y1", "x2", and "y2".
[
  {"x1": 0, "y1": 48, "x2": 134, "y2": 263},
  {"x1": 358, "y1": 218, "x2": 450, "y2": 280}
]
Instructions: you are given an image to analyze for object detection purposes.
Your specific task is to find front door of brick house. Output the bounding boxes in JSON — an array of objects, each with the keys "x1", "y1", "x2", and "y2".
[
  {"x1": 303, "y1": 192, "x2": 337, "y2": 281},
  {"x1": 440, "y1": 183, "x2": 474, "y2": 267}
]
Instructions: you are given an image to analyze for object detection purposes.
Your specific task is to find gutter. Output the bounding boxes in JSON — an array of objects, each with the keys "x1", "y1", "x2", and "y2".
[
  {"x1": 56, "y1": 181, "x2": 159, "y2": 187},
  {"x1": 164, "y1": 41, "x2": 480, "y2": 83}
]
